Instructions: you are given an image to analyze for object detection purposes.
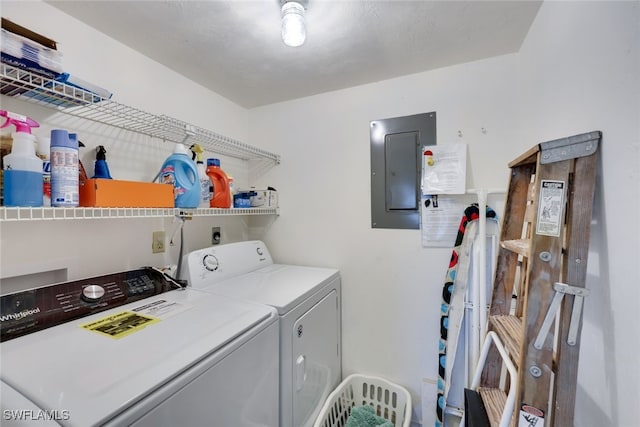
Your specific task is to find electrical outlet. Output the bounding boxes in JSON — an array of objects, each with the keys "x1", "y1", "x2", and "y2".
[
  {"x1": 152, "y1": 231, "x2": 166, "y2": 253},
  {"x1": 212, "y1": 227, "x2": 221, "y2": 245}
]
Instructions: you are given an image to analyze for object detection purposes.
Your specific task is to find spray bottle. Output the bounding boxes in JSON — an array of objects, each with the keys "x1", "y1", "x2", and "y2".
[
  {"x1": 92, "y1": 145, "x2": 113, "y2": 179},
  {"x1": 0, "y1": 110, "x2": 43, "y2": 207},
  {"x1": 190, "y1": 144, "x2": 210, "y2": 208}
]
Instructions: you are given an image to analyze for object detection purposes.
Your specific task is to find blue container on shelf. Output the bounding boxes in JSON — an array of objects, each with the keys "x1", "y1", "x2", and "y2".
[
  {"x1": 157, "y1": 143, "x2": 200, "y2": 208},
  {"x1": 50, "y1": 130, "x2": 79, "y2": 207}
]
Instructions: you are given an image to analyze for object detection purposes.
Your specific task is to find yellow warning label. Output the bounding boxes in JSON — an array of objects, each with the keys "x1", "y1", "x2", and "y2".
[{"x1": 80, "y1": 311, "x2": 160, "y2": 339}]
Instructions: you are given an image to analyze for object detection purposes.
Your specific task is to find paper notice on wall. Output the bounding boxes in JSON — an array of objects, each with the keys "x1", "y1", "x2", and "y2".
[
  {"x1": 421, "y1": 194, "x2": 476, "y2": 247},
  {"x1": 421, "y1": 143, "x2": 467, "y2": 195}
]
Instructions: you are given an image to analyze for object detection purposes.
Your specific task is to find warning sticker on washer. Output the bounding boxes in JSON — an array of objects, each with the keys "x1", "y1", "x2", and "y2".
[
  {"x1": 131, "y1": 299, "x2": 191, "y2": 319},
  {"x1": 519, "y1": 404, "x2": 545, "y2": 426},
  {"x1": 536, "y1": 180, "x2": 565, "y2": 237},
  {"x1": 80, "y1": 311, "x2": 159, "y2": 339}
]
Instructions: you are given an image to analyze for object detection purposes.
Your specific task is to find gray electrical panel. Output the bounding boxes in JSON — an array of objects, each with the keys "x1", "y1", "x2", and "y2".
[{"x1": 370, "y1": 112, "x2": 436, "y2": 229}]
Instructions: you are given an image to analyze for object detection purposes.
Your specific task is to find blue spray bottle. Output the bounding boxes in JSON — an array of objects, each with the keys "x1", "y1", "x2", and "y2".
[
  {"x1": 1, "y1": 110, "x2": 43, "y2": 207},
  {"x1": 93, "y1": 145, "x2": 112, "y2": 179}
]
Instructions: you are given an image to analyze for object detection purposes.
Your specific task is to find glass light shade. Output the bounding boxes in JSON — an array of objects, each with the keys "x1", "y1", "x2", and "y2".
[{"x1": 281, "y1": 2, "x2": 306, "y2": 47}]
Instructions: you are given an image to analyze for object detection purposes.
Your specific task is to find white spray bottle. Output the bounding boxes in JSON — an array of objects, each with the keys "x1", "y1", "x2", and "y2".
[
  {"x1": 1, "y1": 110, "x2": 42, "y2": 207},
  {"x1": 190, "y1": 144, "x2": 210, "y2": 208}
]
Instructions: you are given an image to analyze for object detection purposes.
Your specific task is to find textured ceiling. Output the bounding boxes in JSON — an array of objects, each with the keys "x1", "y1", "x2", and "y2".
[{"x1": 48, "y1": 1, "x2": 542, "y2": 108}]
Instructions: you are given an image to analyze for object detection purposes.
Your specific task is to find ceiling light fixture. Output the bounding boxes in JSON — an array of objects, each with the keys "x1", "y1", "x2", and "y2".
[{"x1": 281, "y1": 1, "x2": 306, "y2": 47}]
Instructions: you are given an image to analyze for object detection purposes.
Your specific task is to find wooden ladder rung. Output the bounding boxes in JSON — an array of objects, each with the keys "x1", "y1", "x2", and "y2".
[
  {"x1": 478, "y1": 387, "x2": 508, "y2": 427},
  {"x1": 500, "y1": 239, "x2": 530, "y2": 257},
  {"x1": 489, "y1": 315, "x2": 522, "y2": 366}
]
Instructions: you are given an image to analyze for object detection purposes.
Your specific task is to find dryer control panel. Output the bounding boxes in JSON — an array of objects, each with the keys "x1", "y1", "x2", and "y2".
[
  {"x1": 182, "y1": 240, "x2": 273, "y2": 288},
  {"x1": 0, "y1": 268, "x2": 182, "y2": 342}
]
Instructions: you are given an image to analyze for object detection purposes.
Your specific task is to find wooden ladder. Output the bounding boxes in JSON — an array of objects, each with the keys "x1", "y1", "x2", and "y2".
[{"x1": 469, "y1": 131, "x2": 601, "y2": 427}]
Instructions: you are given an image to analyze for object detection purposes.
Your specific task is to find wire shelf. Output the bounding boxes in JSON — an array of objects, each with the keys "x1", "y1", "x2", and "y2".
[
  {"x1": 0, "y1": 207, "x2": 279, "y2": 222},
  {"x1": 0, "y1": 63, "x2": 280, "y2": 163}
]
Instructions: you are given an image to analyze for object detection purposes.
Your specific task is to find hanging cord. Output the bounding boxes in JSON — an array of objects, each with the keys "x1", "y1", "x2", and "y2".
[{"x1": 169, "y1": 216, "x2": 189, "y2": 288}]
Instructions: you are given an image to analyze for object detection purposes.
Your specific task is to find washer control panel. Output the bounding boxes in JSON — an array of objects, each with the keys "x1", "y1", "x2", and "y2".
[
  {"x1": 0, "y1": 268, "x2": 181, "y2": 342},
  {"x1": 81, "y1": 284, "x2": 106, "y2": 302}
]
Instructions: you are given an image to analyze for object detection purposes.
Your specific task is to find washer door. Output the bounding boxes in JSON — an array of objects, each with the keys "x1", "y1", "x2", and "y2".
[{"x1": 292, "y1": 290, "x2": 340, "y2": 427}]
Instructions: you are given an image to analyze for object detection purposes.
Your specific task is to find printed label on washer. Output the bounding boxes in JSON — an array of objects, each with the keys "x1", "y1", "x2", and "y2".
[
  {"x1": 131, "y1": 299, "x2": 191, "y2": 319},
  {"x1": 536, "y1": 179, "x2": 565, "y2": 237},
  {"x1": 80, "y1": 311, "x2": 159, "y2": 339},
  {"x1": 519, "y1": 404, "x2": 545, "y2": 427}
]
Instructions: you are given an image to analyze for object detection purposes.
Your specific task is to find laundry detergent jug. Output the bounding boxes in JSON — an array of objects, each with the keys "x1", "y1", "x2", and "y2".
[
  {"x1": 206, "y1": 158, "x2": 231, "y2": 208},
  {"x1": 157, "y1": 143, "x2": 200, "y2": 208}
]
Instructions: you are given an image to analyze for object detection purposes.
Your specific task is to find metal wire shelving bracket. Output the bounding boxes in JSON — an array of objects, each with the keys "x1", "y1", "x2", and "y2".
[{"x1": 0, "y1": 63, "x2": 281, "y2": 163}]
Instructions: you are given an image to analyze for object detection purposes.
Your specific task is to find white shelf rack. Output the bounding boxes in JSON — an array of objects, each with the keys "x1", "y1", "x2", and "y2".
[
  {"x1": 0, "y1": 207, "x2": 279, "y2": 222},
  {"x1": 0, "y1": 63, "x2": 280, "y2": 163},
  {"x1": 0, "y1": 64, "x2": 281, "y2": 222}
]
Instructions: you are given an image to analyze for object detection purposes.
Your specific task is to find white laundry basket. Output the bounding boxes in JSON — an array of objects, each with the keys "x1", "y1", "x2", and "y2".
[{"x1": 313, "y1": 374, "x2": 412, "y2": 427}]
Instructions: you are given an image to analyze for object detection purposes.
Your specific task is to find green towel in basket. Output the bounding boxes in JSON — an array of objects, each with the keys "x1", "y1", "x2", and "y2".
[{"x1": 345, "y1": 405, "x2": 394, "y2": 427}]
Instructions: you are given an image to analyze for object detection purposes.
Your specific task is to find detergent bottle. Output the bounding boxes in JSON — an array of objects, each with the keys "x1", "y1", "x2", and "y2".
[
  {"x1": 157, "y1": 143, "x2": 200, "y2": 208},
  {"x1": 206, "y1": 158, "x2": 230, "y2": 208},
  {"x1": 1, "y1": 110, "x2": 43, "y2": 207},
  {"x1": 50, "y1": 130, "x2": 80, "y2": 207},
  {"x1": 92, "y1": 145, "x2": 113, "y2": 179},
  {"x1": 190, "y1": 144, "x2": 210, "y2": 208}
]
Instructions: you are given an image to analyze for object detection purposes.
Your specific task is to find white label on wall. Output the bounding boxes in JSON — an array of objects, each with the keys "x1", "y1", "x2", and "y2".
[{"x1": 421, "y1": 143, "x2": 467, "y2": 195}]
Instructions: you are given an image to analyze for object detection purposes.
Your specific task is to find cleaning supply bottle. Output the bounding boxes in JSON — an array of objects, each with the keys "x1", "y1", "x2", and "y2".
[
  {"x1": 0, "y1": 110, "x2": 43, "y2": 207},
  {"x1": 228, "y1": 175, "x2": 235, "y2": 208},
  {"x1": 77, "y1": 140, "x2": 89, "y2": 186},
  {"x1": 206, "y1": 158, "x2": 230, "y2": 208},
  {"x1": 36, "y1": 134, "x2": 51, "y2": 206},
  {"x1": 50, "y1": 130, "x2": 79, "y2": 207},
  {"x1": 92, "y1": 145, "x2": 112, "y2": 179},
  {"x1": 157, "y1": 143, "x2": 200, "y2": 208},
  {"x1": 190, "y1": 144, "x2": 210, "y2": 208}
]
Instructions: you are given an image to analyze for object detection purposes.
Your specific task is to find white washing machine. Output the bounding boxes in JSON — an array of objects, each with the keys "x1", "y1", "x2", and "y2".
[
  {"x1": 0, "y1": 267, "x2": 279, "y2": 427},
  {"x1": 182, "y1": 240, "x2": 341, "y2": 427}
]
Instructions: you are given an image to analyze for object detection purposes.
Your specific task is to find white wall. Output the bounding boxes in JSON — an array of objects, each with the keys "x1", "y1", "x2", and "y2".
[
  {"x1": 515, "y1": 2, "x2": 639, "y2": 426},
  {"x1": 0, "y1": 1, "x2": 253, "y2": 285},
  {"x1": 1, "y1": 1, "x2": 638, "y2": 427},
  {"x1": 250, "y1": 2, "x2": 639, "y2": 426},
  {"x1": 249, "y1": 54, "x2": 520, "y2": 425}
]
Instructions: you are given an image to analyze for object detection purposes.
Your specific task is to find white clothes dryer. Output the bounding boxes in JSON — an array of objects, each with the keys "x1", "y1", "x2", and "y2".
[
  {"x1": 182, "y1": 240, "x2": 341, "y2": 427},
  {"x1": 0, "y1": 267, "x2": 279, "y2": 427}
]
